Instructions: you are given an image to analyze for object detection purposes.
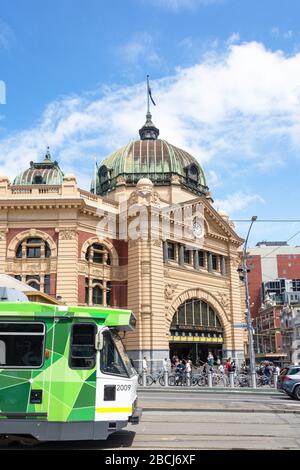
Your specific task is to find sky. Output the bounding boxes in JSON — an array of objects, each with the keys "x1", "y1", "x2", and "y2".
[{"x1": 0, "y1": 0, "x2": 300, "y2": 246}]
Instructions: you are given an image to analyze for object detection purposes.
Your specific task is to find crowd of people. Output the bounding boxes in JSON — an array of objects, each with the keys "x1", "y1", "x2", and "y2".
[{"x1": 142, "y1": 353, "x2": 282, "y2": 385}]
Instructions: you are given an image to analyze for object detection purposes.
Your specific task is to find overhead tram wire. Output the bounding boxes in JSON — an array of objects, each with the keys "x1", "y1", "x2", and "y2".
[{"x1": 232, "y1": 219, "x2": 300, "y2": 223}]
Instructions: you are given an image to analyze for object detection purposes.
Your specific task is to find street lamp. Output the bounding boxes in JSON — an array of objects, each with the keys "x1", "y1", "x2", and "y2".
[{"x1": 242, "y1": 215, "x2": 257, "y2": 388}]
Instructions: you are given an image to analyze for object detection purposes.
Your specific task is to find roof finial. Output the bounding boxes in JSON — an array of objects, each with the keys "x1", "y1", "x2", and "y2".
[
  {"x1": 139, "y1": 75, "x2": 159, "y2": 140},
  {"x1": 45, "y1": 146, "x2": 52, "y2": 161}
]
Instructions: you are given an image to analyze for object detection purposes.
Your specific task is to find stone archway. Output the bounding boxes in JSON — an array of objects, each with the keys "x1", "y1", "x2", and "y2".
[
  {"x1": 80, "y1": 236, "x2": 119, "y2": 267},
  {"x1": 7, "y1": 229, "x2": 57, "y2": 258},
  {"x1": 166, "y1": 287, "x2": 231, "y2": 362}
]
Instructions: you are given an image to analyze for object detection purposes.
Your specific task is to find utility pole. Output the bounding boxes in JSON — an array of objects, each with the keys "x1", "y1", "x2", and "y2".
[{"x1": 242, "y1": 216, "x2": 257, "y2": 388}]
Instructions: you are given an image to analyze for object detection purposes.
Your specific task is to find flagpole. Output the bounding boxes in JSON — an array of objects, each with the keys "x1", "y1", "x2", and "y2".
[
  {"x1": 147, "y1": 74, "x2": 150, "y2": 114},
  {"x1": 94, "y1": 156, "x2": 97, "y2": 194}
]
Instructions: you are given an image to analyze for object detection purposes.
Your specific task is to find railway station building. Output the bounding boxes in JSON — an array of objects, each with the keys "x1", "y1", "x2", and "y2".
[{"x1": 0, "y1": 111, "x2": 247, "y2": 369}]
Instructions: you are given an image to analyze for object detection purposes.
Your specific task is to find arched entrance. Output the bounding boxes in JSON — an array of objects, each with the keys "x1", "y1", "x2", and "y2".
[{"x1": 169, "y1": 298, "x2": 224, "y2": 364}]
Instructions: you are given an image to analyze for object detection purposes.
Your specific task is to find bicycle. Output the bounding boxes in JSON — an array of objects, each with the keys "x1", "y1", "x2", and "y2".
[
  {"x1": 234, "y1": 374, "x2": 250, "y2": 387},
  {"x1": 138, "y1": 372, "x2": 153, "y2": 386}
]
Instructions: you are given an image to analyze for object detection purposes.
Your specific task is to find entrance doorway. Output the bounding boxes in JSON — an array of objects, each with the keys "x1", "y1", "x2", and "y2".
[
  {"x1": 169, "y1": 298, "x2": 224, "y2": 365},
  {"x1": 169, "y1": 342, "x2": 223, "y2": 365}
]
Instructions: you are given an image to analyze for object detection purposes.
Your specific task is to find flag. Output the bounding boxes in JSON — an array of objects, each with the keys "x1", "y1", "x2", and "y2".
[
  {"x1": 147, "y1": 75, "x2": 156, "y2": 106},
  {"x1": 148, "y1": 85, "x2": 156, "y2": 106}
]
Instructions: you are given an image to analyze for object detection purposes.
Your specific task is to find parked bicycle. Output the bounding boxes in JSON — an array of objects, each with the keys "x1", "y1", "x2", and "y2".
[{"x1": 138, "y1": 369, "x2": 166, "y2": 386}]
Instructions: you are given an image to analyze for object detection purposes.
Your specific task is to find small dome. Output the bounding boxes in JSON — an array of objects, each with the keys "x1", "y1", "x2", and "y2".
[
  {"x1": 13, "y1": 149, "x2": 64, "y2": 186},
  {"x1": 95, "y1": 139, "x2": 208, "y2": 197},
  {"x1": 136, "y1": 177, "x2": 153, "y2": 187}
]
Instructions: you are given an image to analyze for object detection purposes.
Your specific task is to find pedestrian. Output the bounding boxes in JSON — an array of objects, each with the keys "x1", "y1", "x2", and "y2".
[
  {"x1": 207, "y1": 351, "x2": 214, "y2": 366},
  {"x1": 142, "y1": 356, "x2": 148, "y2": 373},
  {"x1": 229, "y1": 360, "x2": 236, "y2": 375},
  {"x1": 186, "y1": 359, "x2": 192, "y2": 378},
  {"x1": 225, "y1": 357, "x2": 231, "y2": 375},
  {"x1": 162, "y1": 357, "x2": 169, "y2": 373}
]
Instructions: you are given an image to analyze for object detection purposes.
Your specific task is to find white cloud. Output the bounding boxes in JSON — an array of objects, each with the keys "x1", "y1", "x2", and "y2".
[
  {"x1": 0, "y1": 20, "x2": 14, "y2": 51},
  {"x1": 1, "y1": 40, "x2": 300, "y2": 192},
  {"x1": 214, "y1": 192, "x2": 265, "y2": 215},
  {"x1": 270, "y1": 27, "x2": 294, "y2": 40},
  {"x1": 115, "y1": 32, "x2": 161, "y2": 67},
  {"x1": 148, "y1": 0, "x2": 222, "y2": 11}
]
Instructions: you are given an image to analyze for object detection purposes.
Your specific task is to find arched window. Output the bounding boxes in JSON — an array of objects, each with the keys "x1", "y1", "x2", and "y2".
[
  {"x1": 33, "y1": 174, "x2": 44, "y2": 184},
  {"x1": 15, "y1": 237, "x2": 51, "y2": 259},
  {"x1": 85, "y1": 278, "x2": 111, "y2": 307},
  {"x1": 171, "y1": 299, "x2": 222, "y2": 330},
  {"x1": 85, "y1": 243, "x2": 111, "y2": 265},
  {"x1": 27, "y1": 280, "x2": 40, "y2": 290}
]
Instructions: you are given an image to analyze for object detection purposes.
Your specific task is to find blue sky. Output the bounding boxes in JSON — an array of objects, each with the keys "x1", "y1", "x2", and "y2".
[{"x1": 1, "y1": 0, "x2": 300, "y2": 246}]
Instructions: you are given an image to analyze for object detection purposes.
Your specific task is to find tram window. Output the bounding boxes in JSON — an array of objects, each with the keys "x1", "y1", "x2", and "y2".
[
  {"x1": 0, "y1": 322, "x2": 45, "y2": 368},
  {"x1": 100, "y1": 331, "x2": 128, "y2": 377},
  {"x1": 70, "y1": 323, "x2": 96, "y2": 369}
]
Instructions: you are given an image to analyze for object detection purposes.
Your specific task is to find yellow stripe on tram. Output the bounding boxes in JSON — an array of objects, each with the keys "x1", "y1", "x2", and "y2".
[{"x1": 96, "y1": 407, "x2": 132, "y2": 413}]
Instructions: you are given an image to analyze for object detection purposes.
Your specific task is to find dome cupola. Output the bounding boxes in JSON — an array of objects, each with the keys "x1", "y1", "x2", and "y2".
[
  {"x1": 13, "y1": 148, "x2": 64, "y2": 186},
  {"x1": 93, "y1": 77, "x2": 208, "y2": 197}
]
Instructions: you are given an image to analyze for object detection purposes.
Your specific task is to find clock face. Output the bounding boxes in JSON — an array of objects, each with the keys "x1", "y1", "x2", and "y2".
[{"x1": 193, "y1": 221, "x2": 204, "y2": 238}]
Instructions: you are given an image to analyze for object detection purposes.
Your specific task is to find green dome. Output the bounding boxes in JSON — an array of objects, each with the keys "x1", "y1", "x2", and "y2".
[
  {"x1": 92, "y1": 112, "x2": 208, "y2": 197},
  {"x1": 13, "y1": 149, "x2": 64, "y2": 186},
  {"x1": 95, "y1": 139, "x2": 208, "y2": 196}
]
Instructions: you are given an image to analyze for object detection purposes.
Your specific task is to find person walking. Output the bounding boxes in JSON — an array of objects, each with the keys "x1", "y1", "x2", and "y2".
[
  {"x1": 207, "y1": 352, "x2": 214, "y2": 366},
  {"x1": 162, "y1": 357, "x2": 169, "y2": 372},
  {"x1": 142, "y1": 356, "x2": 148, "y2": 373},
  {"x1": 225, "y1": 357, "x2": 231, "y2": 376},
  {"x1": 186, "y1": 359, "x2": 192, "y2": 383}
]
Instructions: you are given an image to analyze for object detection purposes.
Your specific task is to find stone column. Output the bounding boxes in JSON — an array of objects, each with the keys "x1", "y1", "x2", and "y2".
[
  {"x1": 221, "y1": 256, "x2": 226, "y2": 276},
  {"x1": 56, "y1": 229, "x2": 78, "y2": 304},
  {"x1": 194, "y1": 250, "x2": 200, "y2": 271},
  {"x1": 0, "y1": 230, "x2": 7, "y2": 274},
  {"x1": 103, "y1": 280, "x2": 107, "y2": 307},
  {"x1": 207, "y1": 252, "x2": 213, "y2": 272},
  {"x1": 178, "y1": 244, "x2": 184, "y2": 267},
  {"x1": 163, "y1": 241, "x2": 168, "y2": 263}
]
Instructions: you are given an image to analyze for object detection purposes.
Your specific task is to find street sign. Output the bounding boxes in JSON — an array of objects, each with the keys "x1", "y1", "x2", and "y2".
[{"x1": 234, "y1": 323, "x2": 248, "y2": 328}]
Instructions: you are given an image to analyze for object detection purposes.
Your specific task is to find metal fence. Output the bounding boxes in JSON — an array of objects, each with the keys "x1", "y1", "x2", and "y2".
[{"x1": 138, "y1": 368, "x2": 279, "y2": 389}]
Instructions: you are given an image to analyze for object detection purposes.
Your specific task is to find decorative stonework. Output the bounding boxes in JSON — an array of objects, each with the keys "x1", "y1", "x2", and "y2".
[
  {"x1": 230, "y1": 257, "x2": 240, "y2": 269},
  {"x1": 141, "y1": 261, "x2": 150, "y2": 275},
  {"x1": 128, "y1": 240, "x2": 138, "y2": 249},
  {"x1": 216, "y1": 292, "x2": 230, "y2": 311},
  {"x1": 152, "y1": 240, "x2": 162, "y2": 248},
  {"x1": 60, "y1": 230, "x2": 77, "y2": 240},
  {"x1": 7, "y1": 229, "x2": 57, "y2": 258},
  {"x1": 166, "y1": 287, "x2": 230, "y2": 330},
  {"x1": 164, "y1": 283, "x2": 178, "y2": 301},
  {"x1": 128, "y1": 191, "x2": 139, "y2": 206},
  {"x1": 0, "y1": 231, "x2": 6, "y2": 241},
  {"x1": 116, "y1": 176, "x2": 126, "y2": 185},
  {"x1": 171, "y1": 174, "x2": 180, "y2": 184}
]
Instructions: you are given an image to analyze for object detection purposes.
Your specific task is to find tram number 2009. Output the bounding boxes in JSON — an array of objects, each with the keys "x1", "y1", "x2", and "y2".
[{"x1": 117, "y1": 384, "x2": 131, "y2": 392}]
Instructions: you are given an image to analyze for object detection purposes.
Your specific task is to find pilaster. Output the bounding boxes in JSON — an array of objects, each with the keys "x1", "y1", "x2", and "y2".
[{"x1": 56, "y1": 228, "x2": 78, "y2": 303}]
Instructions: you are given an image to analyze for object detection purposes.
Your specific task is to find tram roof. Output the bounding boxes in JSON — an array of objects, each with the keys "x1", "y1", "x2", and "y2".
[{"x1": 0, "y1": 302, "x2": 135, "y2": 329}]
